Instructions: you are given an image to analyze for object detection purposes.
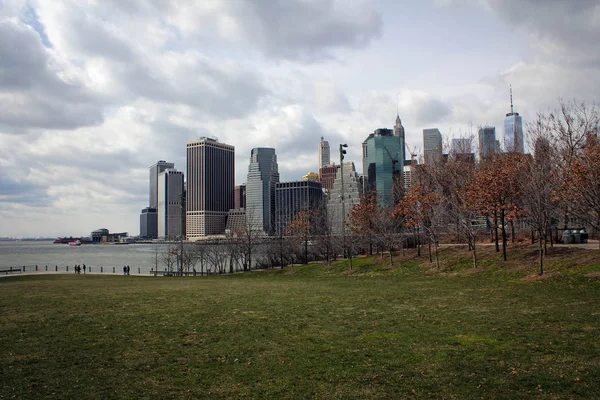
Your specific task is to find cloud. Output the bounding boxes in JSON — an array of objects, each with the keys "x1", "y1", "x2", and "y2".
[
  {"x1": 166, "y1": 0, "x2": 383, "y2": 61},
  {"x1": 0, "y1": 20, "x2": 104, "y2": 132},
  {"x1": 484, "y1": 0, "x2": 600, "y2": 66}
]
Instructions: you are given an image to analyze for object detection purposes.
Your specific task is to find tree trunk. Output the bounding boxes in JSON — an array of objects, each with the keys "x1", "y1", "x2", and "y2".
[
  {"x1": 472, "y1": 240, "x2": 477, "y2": 269},
  {"x1": 494, "y1": 211, "x2": 499, "y2": 253},
  {"x1": 428, "y1": 235, "x2": 432, "y2": 263},
  {"x1": 501, "y1": 209, "x2": 507, "y2": 261},
  {"x1": 434, "y1": 239, "x2": 440, "y2": 269},
  {"x1": 416, "y1": 229, "x2": 421, "y2": 257},
  {"x1": 388, "y1": 249, "x2": 393, "y2": 266},
  {"x1": 539, "y1": 229, "x2": 544, "y2": 275}
]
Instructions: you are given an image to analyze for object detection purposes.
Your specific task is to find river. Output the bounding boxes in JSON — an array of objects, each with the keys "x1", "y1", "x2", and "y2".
[{"x1": 0, "y1": 241, "x2": 216, "y2": 275}]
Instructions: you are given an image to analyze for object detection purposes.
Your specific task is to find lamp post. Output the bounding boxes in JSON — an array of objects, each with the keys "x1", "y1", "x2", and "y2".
[{"x1": 339, "y1": 144, "x2": 348, "y2": 257}]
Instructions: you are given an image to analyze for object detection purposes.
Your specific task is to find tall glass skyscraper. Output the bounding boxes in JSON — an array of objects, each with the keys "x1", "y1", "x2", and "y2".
[
  {"x1": 478, "y1": 126, "x2": 497, "y2": 159},
  {"x1": 362, "y1": 128, "x2": 404, "y2": 206},
  {"x1": 246, "y1": 148, "x2": 279, "y2": 234},
  {"x1": 504, "y1": 86, "x2": 524, "y2": 153},
  {"x1": 423, "y1": 128, "x2": 443, "y2": 164},
  {"x1": 149, "y1": 160, "x2": 174, "y2": 209}
]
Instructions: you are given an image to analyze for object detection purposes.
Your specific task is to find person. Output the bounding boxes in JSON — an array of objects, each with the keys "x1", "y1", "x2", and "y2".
[
  {"x1": 126, "y1": 265, "x2": 130, "y2": 275},
  {"x1": 123, "y1": 266, "x2": 126, "y2": 275},
  {"x1": 83, "y1": 264, "x2": 86, "y2": 274}
]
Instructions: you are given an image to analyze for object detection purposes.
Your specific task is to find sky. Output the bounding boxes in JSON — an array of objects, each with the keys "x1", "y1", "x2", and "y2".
[{"x1": 1, "y1": 0, "x2": 599, "y2": 238}]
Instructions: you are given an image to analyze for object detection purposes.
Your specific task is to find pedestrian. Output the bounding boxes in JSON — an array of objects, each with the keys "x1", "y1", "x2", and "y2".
[
  {"x1": 126, "y1": 265, "x2": 130, "y2": 275},
  {"x1": 123, "y1": 266, "x2": 126, "y2": 275},
  {"x1": 83, "y1": 264, "x2": 86, "y2": 274}
]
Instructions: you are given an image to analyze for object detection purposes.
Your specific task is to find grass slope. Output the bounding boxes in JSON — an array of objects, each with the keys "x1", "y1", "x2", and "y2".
[{"x1": 1, "y1": 245, "x2": 599, "y2": 399}]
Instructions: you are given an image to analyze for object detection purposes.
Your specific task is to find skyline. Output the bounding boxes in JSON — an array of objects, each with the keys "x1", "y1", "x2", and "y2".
[{"x1": 1, "y1": 0, "x2": 599, "y2": 237}]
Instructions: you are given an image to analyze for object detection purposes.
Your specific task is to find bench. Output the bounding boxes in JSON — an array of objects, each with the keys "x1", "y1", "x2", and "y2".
[{"x1": 0, "y1": 267, "x2": 22, "y2": 274}]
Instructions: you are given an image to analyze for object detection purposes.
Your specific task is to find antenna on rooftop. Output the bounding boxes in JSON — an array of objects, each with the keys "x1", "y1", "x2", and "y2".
[{"x1": 510, "y1": 85, "x2": 514, "y2": 114}]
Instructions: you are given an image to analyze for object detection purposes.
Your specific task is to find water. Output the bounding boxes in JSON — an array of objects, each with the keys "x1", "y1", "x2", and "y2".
[{"x1": 0, "y1": 241, "x2": 193, "y2": 275}]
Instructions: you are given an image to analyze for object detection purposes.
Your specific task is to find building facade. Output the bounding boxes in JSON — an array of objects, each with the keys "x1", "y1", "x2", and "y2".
[
  {"x1": 246, "y1": 147, "x2": 279, "y2": 235},
  {"x1": 505, "y1": 113, "x2": 524, "y2": 153},
  {"x1": 327, "y1": 162, "x2": 362, "y2": 234},
  {"x1": 186, "y1": 138, "x2": 235, "y2": 239},
  {"x1": 140, "y1": 207, "x2": 158, "y2": 239},
  {"x1": 362, "y1": 128, "x2": 404, "y2": 205},
  {"x1": 318, "y1": 137, "x2": 330, "y2": 169},
  {"x1": 157, "y1": 169, "x2": 184, "y2": 240},
  {"x1": 234, "y1": 184, "x2": 246, "y2": 210},
  {"x1": 423, "y1": 128, "x2": 443, "y2": 164},
  {"x1": 275, "y1": 181, "x2": 323, "y2": 236},
  {"x1": 318, "y1": 165, "x2": 339, "y2": 192},
  {"x1": 149, "y1": 160, "x2": 175, "y2": 209},
  {"x1": 478, "y1": 126, "x2": 497, "y2": 159}
]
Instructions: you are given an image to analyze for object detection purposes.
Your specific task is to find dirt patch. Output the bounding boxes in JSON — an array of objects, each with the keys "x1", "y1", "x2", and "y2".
[
  {"x1": 521, "y1": 271, "x2": 561, "y2": 281},
  {"x1": 584, "y1": 272, "x2": 600, "y2": 278}
]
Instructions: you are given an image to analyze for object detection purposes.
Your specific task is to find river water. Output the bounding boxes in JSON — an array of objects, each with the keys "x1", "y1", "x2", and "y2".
[{"x1": 0, "y1": 241, "x2": 203, "y2": 275}]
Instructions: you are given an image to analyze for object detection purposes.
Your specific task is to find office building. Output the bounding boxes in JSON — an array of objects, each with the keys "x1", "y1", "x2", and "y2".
[
  {"x1": 225, "y1": 208, "x2": 247, "y2": 237},
  {"x1": 327, "y1": 162, "x2": 362, "y2": 234},
  {"x1": 504, "y1": 87, "x2": 524, "y2": 153},
  {"x1": 149, "y1": 160, "x2": 175, "y2": 209},
  {"x1": 246, "y1": 147, "x2": 279, "y2": 234},
  {"x1": 479, "y1": 126, "x2": 497, "y2": 159},
  {"x1": 318, "y1": 165, "x2": 339, "y2": 192},
  {"x1": 275, "y1": 181, "x2": 323, "y2": 236},
  {"x1": 157, "y1": 169, "x2": 184, "y2": 240},
  {"x1": 186, "y1": 137, "x2": 235, "y2": 239},
  {"x1": 423, "y1": 128, "x2": 443, "y2": 164},
  {"x1": 139, "y1": 207, "x2": 158, "y2": 239},
  {"x1": 362, "y1": 128, "x2": 404, "y2": 205},
  {"x1": 234, "y1": 185, "x2": 246, "y2": 210},
  {"x1": 318, "y1": 137, "x2": 330, "y2": 169},
  {"x1": 394, "y1": 114, "x2": 406, "y2": 141}
]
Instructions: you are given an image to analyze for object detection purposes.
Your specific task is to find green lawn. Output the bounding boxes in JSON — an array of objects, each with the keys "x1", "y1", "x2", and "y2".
[{"x1": 1, "y1": 245, "x2": 599, "y2": 399}]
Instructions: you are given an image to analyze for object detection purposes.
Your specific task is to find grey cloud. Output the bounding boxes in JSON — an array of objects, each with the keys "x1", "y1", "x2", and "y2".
[
  {"x1": 248, "y1": 0, "x2": 383, "y2": 61},
  {"x1": 413, "y1": 97, "x2": 451, "y2": 125},
  {"x1": 168, "y1": 0, "x2": 383, "y2": 62},
  {"x1": 0, "y1": 174, "x2": 49, "y2": 206},
  {"x1": 0, "y1": 20, "x2": 104, "y2": 132},
  {"x1": 485, "y1": 0, "x2": 600, "y2": 66}
]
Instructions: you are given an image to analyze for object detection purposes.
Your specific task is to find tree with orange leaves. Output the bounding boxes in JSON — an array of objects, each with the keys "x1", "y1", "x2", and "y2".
[
  {"x1": 468, "y1": 153, "x2": 527, "y2": 261},
  {"x1": 348, "y1": 192, "x2": 379, "y2": 255},
  {"x1": 566, "y1": 133, "x2": 600, "y2": 248},
  {"x1": 394, "y1": 183, "x2": 444, "y2": 268}
]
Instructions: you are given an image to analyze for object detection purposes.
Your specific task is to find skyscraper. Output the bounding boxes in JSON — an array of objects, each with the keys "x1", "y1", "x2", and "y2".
[
  {"x1": 141, "y1": 160, "x2": 175, "y2": 238},
  {"x1": 275, "y1": 181, "x2": 323, "y2": 236},
  {"x1": 233, "y1": 185, "x2": 246, "y2": 210},
  {"x1": 327, "y1": 162, "x2": 362, "y2": 234},
  {"x1": 157, "y1": 169, "x2": 184, "y2": 240},
  {"x1": 362, "y1": 128, "x2": 404, "y2": 205},
  {"x1": 394, "y1": 114, "x2": 406, "y2": 143},
  {"x1": 504, "y1": 87, "x2": 524, "y2": 153},
  {"x1": 478, "y1": 126, "x2": 497, "y2": 159},
  {"x1": 246, "y1": 147, "x2": 279, "y2": 234},
  {"x1": 423, "y1": 128, "x2": 443, "y2": 164},
  {"x1": 140, "y1": 207, "x2": 158, "y2": 239},
  {"x1": 149, "y1": 160, "x2": 175, "y2": 209},
  {"x1": 318, "y1": 137, "x2": 330, "y2": 169},
  {"x1": 186, "y1": 137, "x2": 235, "y2": 239}
]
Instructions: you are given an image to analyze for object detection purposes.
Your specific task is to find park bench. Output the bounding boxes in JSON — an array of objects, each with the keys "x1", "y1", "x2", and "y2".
[{"x1": 0, "y1": 267, "x2": 22, "y2": 274}]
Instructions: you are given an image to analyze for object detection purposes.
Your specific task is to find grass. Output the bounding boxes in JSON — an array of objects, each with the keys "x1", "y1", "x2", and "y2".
[{"x1": 1, "y1": 245, "x2": 599, "y2": 399}]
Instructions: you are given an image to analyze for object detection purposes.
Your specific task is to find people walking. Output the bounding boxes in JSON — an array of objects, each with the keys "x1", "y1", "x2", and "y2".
[
  {"x1": 83, "y1": 264, "x2": 86, "y2": 274},
  {"x1": 123, "y1": 266, "x2": 127, "y2": 275}
]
